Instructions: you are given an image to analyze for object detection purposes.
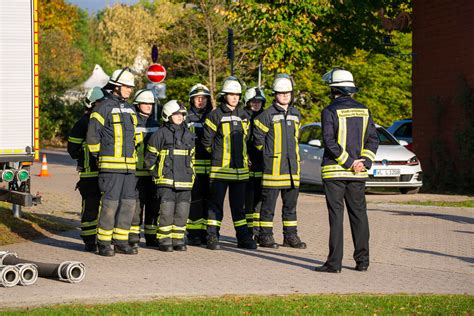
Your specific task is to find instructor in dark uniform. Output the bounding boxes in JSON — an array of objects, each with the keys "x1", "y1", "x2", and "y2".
[{"x1": 315, "y1": 68, "x2": 379, "y2": 273}]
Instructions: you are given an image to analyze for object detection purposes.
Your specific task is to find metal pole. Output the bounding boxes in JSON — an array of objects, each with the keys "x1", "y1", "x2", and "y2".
[
  {"x1": 12, "y1": 204, "x2": 21, "y2": 218},
  {"x1": 258, "y1": 63, "x2": 262, "y2": 88}
]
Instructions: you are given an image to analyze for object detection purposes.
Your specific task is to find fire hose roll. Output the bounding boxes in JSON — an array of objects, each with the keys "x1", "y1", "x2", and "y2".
[
  {"x1": 0, "y1": 251, "x2": 85, "y2": 283},
  {"x1": 0, "y1": 265, "x2": 20, "y2": 287}
]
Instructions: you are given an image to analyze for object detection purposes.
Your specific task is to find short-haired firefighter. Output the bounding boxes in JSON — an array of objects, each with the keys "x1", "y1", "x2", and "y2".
[
  {"x1": 253, "y1": 74, "x2": 306, "y2": 249},
  {"x1": 314, "y1": 68, "x2": 379, "y2": 273}
]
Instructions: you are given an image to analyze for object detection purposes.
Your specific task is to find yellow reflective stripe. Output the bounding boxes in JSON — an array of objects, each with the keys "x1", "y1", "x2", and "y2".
[
  {"x1": 88, "y1": 143, "x2": 100, "y2": 153},
  {"x1": 68, "y1": 136, "x2": 83, "y2": 144},
  {"x1": 253, "y1": 212, "x2": 260, "y2": 219},
  {"x1": 99, "y1": 163, "x2": 136, "y2": 170},
  {"x1": 205, "y1": 118, "x2": 217, "y2": 132},
  {"x1": 205, "y1": 147, "x2": 212, "y2": 153},
  {"x1": 222, "y1": 122, "x2": 231, "y2": 168},
  {"x1": 98, "y1": 228, "x2": 113, "y2": 236},
  {"x1": 294, "y1": 121, "x2": 300, "y2": 176},
  {"x1": 112, "y1": 114, "x2": 123, "y2": 158},
  {"x1": 338, "y1": 116, "x2": 347, "y2": 151},
  {"x1": 255, "y1": 144, "x2": 263, "y2": 151},
  {"x1": 80, "y1": 220, "x2": 98, "y2": 227},
  {"x1": 263, "y1": 173, "x2": 299, "y2": 181},
  {"x1": 173, "y1": 225, "x2": 186, "y2": 231},
  {"x1": 361, "y1": 115, "x2": 368, "y2": 154},
  {"x1": 273, "y1": 122, "x2": 282, "y2": 176},
  {"x1": 159, "y1": 225, "x2": 173, "y2": 232},
  {"x1": 322, "y1": 165, "x2": 349, "y2": 172},
  {"x1": 114, "y1": 227, "x2": 129, "y2": 234},
  {"x1": 259, "y1": 221, "x2": 273, "y2": 228},
  {"x1": 80, "y1": 229, "x2": 97, "y2": 236},
  {"x1": 322, "y1": 171, "x2": 368, "y2": 179},
  {"x1": 173, "y1": 149, "x2": 189, "y2": 155},
  {"x1": 209, "y1": 172, "x2": 249, "y2": 181},
  {"x1": 283, "y1": 221, "x2": 298, "y2": 227},
  {"x1": 172, "y1": 233, "x2": 185, "y2": 239},
  {"x1": 99, "y1": 156, "x2": 136, "y2": 163},
  {"x1": 262, "y1": 179, "x2": 300, "y2": 187},
  {"x1": 148, "y1": 145, "x2": 158, "y2": 154},
  {"x1": 254, "y1": 119, "x2": 269, "y2": 133},
  {"x1": 90, "y1": 112, "x2": 105, "y2": 125},
  {"x1": 130, "y1": 226, "x2": 140, "y2": 234},
  {"x1": 131, "y1": 113, "x2": 138, "y2": 126},
  {"x1": 335, "y1": 151, "x2": 349, "y2": 165},
  {"x1": 245, "y1": 214, "x2": 253, "y2": 219},
  {"x1": 361, "y1": 149, "x2": 376, "y2": 161},
  {"x1": 97, "y1": 235, "x2": 112, "y2": 241},
  {"x1": 192, "y1": 159, "x2": 211, "y2": 165},
  {"x1": 207, "y1": 220, "x2": 222, "y2": 227},
  {"x1": 157, "y1": 233, "x2": 171, "y2": 239},
  {"x1": 234, "y1": 219, "x2": 247, "y2": 227}
]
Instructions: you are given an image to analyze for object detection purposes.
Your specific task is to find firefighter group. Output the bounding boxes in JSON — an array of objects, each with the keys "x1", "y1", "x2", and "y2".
[{"x1": 68, "y1": 67, "x2": 379, "y2": 273}]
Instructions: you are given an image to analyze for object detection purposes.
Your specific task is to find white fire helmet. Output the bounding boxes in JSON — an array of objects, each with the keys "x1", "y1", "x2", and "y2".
[
  {"x1": 133, "y1": 89, "x2": 155, "y2": 104},
  {"x1": 189, "y1": 83, "x2": 211, "y2": 101},
  {"x1": 322, "y1": 68, "x2": 358, "y2": 95},
  {"x1": 108, "y1": 68, "x2": 135, "y2": 87},
  {"x1": 244, "y1": 87, "x2": 266, "y2": 105},
  {"x1": 84, "y1": 87, "x2": 104, "y2": 108},
  {"x1": 272, "y1": 74, "x2": 293, "y2": 93},
  {"x1": 162, "y1": 100, "x2": 187, "y2": 122},
  {"x1": 221, "y1": 77, "x2": 242, "y2": 94}
]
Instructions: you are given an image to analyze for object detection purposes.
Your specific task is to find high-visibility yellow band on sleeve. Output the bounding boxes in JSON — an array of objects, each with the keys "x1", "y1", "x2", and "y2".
[
  {"x1": 90, "y1": 112, "x2": 105, "y2": 125},
  {"x1": 335, "y1": 151, "x2": 349, "y2": 165},
  {"x1": 205, "y1": 118, "x2": 217, "y2": 132},
  {"x1": 361, "y1": 149, "x2": 376, "y2": 161},
  {"x1": 254, "y1": 119, "x2": 269, "y2": 133},
  {"x1": 88, "y1": 143, "x2": 100, "y2": 153},
  {"x1": 68, "y1": 136, "x2": 84, "y2": 144}
]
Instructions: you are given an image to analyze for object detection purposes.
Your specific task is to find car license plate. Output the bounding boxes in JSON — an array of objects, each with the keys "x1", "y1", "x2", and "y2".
[{"x1": 373, "y1": 169, "x2": 400, "y2": 177}]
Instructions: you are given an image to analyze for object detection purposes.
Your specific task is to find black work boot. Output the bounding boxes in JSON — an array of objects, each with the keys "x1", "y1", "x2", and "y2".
[
  {"x1": 84, "y1": 243, "x2": 97, "y2": 252},
  {"x1": 145, "y1": 239, "x2": 159, "y2": 248},
  {"x1": 283, "y1": 235, "x2": 307, "y2": 249},
  {"x1": 187, "y1": 236, "x2": 202, "y2": 246},
  {"x1": 159, "y1": 244, "x2": 173, "y2": 252},
  {"x1": 238, "y1": 236, "x2": 258, "y2": 250},
  {"x1": 98, "y1": 244, "x2": 115, "y2": 257},
  {"x1": 115, "y1": 244, "x2": 138, "y2": 255},
  {"x1": 257, "y1": 234, "x2": 279, "y2": 249},
  {"x1": 173, "y1": 244, "x2": 187, "y2": 251},
  {"x1": 207, "y1": 234, "x2": 221, "y2": 250}
]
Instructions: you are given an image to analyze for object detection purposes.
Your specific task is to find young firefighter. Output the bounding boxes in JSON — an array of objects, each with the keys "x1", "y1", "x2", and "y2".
[
  {"x1": 67, "y1": 87, "x2": 104, "y2": 252},
  {"x1": 202, "y1": 77, "x2": 257, "y2": 250},
  {"x1": 144, "y1": 100, "x2": 195, "y2": 252},
  {"x1": 186, "y1": 84, "x2": 213, "y2": 246},
  {"x1": 129, "y1": 89, "x2": 159, "y2": 249},
  {"x1": 315, "y1": 68, "x2": 379, "y2": 273},
  {"x1": 253, "y1": 74, "x2": 307, "y2": 249},
  {"x1": 87, "y1": 68, "x2": 138, "y2": 256},
  {"x1": 243, "y1": 87, "x2": 266, "y2": 236}
]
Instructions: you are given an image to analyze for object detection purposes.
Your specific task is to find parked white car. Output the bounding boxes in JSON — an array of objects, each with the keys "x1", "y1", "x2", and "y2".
[{"x1": 299, "y1": 122, "x2": 423, "y2": 194}]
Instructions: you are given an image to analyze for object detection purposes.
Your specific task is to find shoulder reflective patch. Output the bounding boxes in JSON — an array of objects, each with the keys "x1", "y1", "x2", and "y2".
[
  {"x1": 111, "y1": 108, "x2": 136, "y2": 114},
  {"x1": 220, "y1": 115, "x2": 243, "y2": 122},
  {"x1": 136, "y1": 127, "x2": 159, "y2": 133},
  {"x1": 272, "y1": 114, "x2": 285, "y2": 122},
  {"x1": 336, "y1": 108, "x2": 369, "y2": 118},
  {"x1": 286, "y1": 115, "x2": 300, "y2": 122},
  {"x1": 90, "y1": 112, "x2": 105, "y2": 125},
  {"x1": 188, "y1": 122, "x2": 203, "y2": 128}
]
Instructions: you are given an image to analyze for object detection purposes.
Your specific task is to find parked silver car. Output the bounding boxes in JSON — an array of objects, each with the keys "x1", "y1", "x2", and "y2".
[{"x1": 299, "y1": 122, "x2": 423, "y2": 194}]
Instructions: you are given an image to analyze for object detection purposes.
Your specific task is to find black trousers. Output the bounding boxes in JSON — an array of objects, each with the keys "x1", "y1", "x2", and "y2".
[
  {"x1": 187, "y1": 174, "x2": 209, "y2": 240},
  {"x1": 206, "y1": 180, "x2": 249, "y2": 239},
  {"x1": 130, "y1": 176, "x2": 160, "y2": 244},
  {"x1": 259, "y1": 187, "x2": 299, "y2": 236},
  {"x1": 244, "y1": 176, "x2": 262, "y2": 235},
  {"x1": 157, "y1": 188, "x2": 191, "y2": 246},
  {"x1": 323, "y1": 180, "x2": 370, "y2": 269},
  {"x1": 97, "y1": 172, "x2": 137, "y2": 246},
  {"x1": 76, "y1": 177, "x2": 101, "y2": 245}
]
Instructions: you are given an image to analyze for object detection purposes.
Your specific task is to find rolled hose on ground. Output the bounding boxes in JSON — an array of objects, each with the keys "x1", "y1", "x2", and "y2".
[
  {"x1": 16, "y1": 263, "x2": 38, "y2": 286},
  {"x1": 0, "y1": 251, "x2": 85, "y2": 284},
  {"x1": 0, "y1": 265, "x2": 20, "y2": 287}
]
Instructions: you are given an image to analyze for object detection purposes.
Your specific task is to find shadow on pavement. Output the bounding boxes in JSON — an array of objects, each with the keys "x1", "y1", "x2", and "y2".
[
  {"x1": 370, "y1": 209, "x2": 474, "y2": 224},
  {"x1": 453, "y1": 230, "x2": 474, "y2": 235},
  {"x1": 219, "y1": 240, "x2": 323, "y2": 271},
  {"x1": 404, "y1": 247, "x2": 474, "y2": 265}
]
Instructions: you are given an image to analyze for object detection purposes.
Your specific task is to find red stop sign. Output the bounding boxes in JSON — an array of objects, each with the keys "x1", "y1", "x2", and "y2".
[{"x1": 147, "y1": 63, "x2": 167, "y2": 83}]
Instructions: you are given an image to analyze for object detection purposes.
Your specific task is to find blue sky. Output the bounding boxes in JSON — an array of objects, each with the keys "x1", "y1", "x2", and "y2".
[{"x1": 67, "y1": 0, "x2": 139, "y2": 13}]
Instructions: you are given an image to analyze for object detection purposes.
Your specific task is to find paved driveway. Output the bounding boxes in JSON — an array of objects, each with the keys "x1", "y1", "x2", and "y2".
[{"x1": 0, "y1": 149, "x2": 472, "y2": 308}]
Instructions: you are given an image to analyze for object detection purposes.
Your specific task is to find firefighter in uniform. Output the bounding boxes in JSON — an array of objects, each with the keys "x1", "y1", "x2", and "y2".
[
  {"x1": 129, "y1": 89, "x2": 160, "y2": 249},
  {"x1": 253, "y1": 74, "x2": 306, "y2": 249},
  {"x1": 186, "y1": 84, "x2": 212, "y2": 246},
  {"x1": 202, "y1": 77, "x2": 257, "y2": 250},
  {"x1": 67, "y1": 87, "x2": 104, "y2": 252},
  {"x1": 315, "y1": 68, "x2": 379, "y2": 273},
  {"x1": 87, "y1": 68, "x2": 138, "y2": 256},
  {"x1": 144, "y1": 100, "x2": 195, "y2": 252},
  {"x1": 243, "y1": 87, "x2": 265, "y2": 236}
]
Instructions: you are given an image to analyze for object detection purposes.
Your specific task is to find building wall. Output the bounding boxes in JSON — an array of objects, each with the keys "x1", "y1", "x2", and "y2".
[{"x1": 412, "y1": 0, "x2": 474, "y2": 176}]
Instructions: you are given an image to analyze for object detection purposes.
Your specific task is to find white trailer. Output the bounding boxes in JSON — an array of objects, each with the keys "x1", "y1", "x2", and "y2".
[{"x1": 0, "y1": 0, "x2": 41, "y2": 211}]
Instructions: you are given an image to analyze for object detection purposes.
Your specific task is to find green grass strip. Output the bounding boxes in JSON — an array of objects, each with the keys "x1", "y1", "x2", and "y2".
[
  {"x1": 3, "y1": 294, "x2": 473, "y2": 315},
  {"x1": 398, "y1": 200, "x2": 474, "y2": 208}
]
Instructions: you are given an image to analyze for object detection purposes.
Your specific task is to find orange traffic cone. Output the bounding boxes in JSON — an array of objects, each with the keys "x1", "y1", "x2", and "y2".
[{"x1": 37, "y1": 154, "x2": 50, "y2": 176}]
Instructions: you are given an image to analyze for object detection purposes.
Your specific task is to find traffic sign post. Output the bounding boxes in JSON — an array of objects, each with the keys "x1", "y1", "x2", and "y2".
[{"x1": 146, "y1": 63, "x2": 167, "y2": 83}]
